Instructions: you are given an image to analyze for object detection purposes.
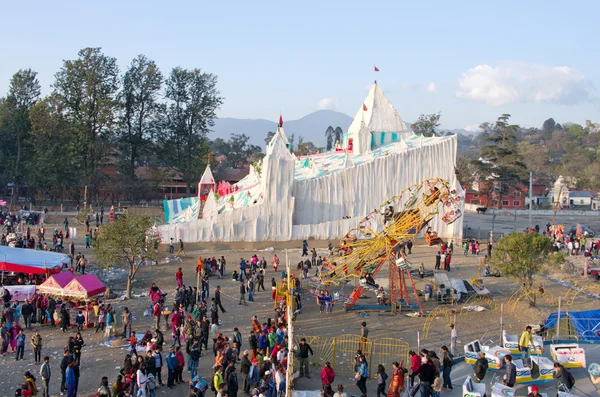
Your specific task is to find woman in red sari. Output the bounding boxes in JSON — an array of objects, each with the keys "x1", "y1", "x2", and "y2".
[{"x1": 387, "y1": 361, "x2": 408, "y2": 397}]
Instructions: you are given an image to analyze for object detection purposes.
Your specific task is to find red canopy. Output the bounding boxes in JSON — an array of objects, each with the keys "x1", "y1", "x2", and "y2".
[
  {"x1": 38, "y1": 272, "x2": 75, "y2": 295},
  {"x1": 63, "y1": 274, "x2": 106, "y2": 299}
]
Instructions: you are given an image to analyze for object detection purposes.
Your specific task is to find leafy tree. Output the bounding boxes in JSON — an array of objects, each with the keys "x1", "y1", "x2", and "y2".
[
  {"x1": 454, "y1": 155, "x2": 477, "y2": 188},
  {"x1": 334, "y1": 126, "x2": 343, "y2": 145},
  {"x1": 476, "y1": 114, "x2": 527, "y2": 209},
  {"x1": 0, "y1": 69, "x2": 41, "y2": 201},
  {"x1": 117, "y1": 55, "x2": 163, "y2": 193},
  {"x1": 542, "y1": 118, "x2": 556, "y2": 137},
  {"x1": 491, "y1": 232, "x2": 564, "y2": 306},
  {"x1": 325, "y1": 126, "x2": 335, "y2": 151},
  {"x1": 160, "y1": 67, "x2": 223, "y2": 193},
  {"x1": 211, "y1": 133, "x2": 263, "y2": 168},
  {"x1": 28, "y1": 95, "x2": 81, "y2": 203},
  {"x1": 297, "y1": 136, "x2": 317, "y2": 156},
  {"x1": 567, "y1": 123, "x2": 585, "y2": 141},
  {"x1": 265, "y1": 131, "x2": 275, "y2": 145},
  {"x1": 93, "y1": 215, "x2": 159, "y2": 299},
  {"x1": 411, "y1": 112, "x2": 441, "y2": 137},
  {"x1": 53, "y1": 47, "x2": 120, "y2": 204}
]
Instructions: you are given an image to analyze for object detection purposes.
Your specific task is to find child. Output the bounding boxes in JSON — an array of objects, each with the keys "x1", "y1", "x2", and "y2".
[
  {"x1": 75, "y1": 311, "x2": 85, "y2": 331},
  {"x1": 16, "y1": 329, "x2": 26, "y2": 361},
  {"x1": 146, "y1": 373, "x2": 156, "y2": 397},
  {"x1": 376, "y1": 364, "x2": 388, "y2": 397},
  {"x1": 129, "y1": 332, "x2": 138, "y2": 357}
]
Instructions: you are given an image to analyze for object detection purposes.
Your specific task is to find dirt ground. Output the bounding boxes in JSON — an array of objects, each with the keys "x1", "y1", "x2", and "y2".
[{"x1": 1, "y1": 217, "x2": 599, "y2": 397}]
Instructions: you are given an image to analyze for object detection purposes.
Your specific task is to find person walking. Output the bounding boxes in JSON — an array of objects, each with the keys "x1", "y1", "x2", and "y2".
[
  {"x1": 39, "y1": 356, "x2": 51, "y2": 397},
  {"x1": 298, "y1": 338, "x2": 314, "y2": 378},
  {"x1": 356, "y1": 354, "x2": 369, "y2": 396},
  {"x1": 169, "y1": 238, "x2": 174, "y2": 254},
  {"x1": 31, "y1": 330, "x2": 42, "y2": 364},
  {"x1": 176, "y1": 239, "x2": 186, "y2": 257},
  {"x1": 387, "y1": 361, "x2": 407, "y2": 397},
  {"x1": 247, "y1": 277, "x2": 255, "y2": 302},
  {"x1": 215, "y1": 286, "x2": 226, "y2": 313},
  {"x1": 440, "y1": 345, "x2": 453, "y2": 390},
  {"x1": 375, "y1": 364, "x2": 388, "y2": 397},
  {"x1": 473, "y1": 352, "x2": 488, "y2": 383}
]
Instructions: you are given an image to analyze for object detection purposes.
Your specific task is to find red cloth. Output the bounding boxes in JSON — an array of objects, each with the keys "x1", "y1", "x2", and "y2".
[
  {"x1": 374, "y1": 66, "x2": 379, "y2": 72},
  {"x1": 279, "y1": 115, "x2": 283, "y2": 127},
  {"x1": 363, "y1": 103, "x2": 368, "y2": 111}
]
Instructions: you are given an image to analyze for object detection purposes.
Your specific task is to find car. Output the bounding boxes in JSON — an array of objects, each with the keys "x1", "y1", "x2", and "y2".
[
  {"x1": 550, "y1": 336, "x2": 587, "y2": 369},
  {"x1": 569, "y1": 225, "x2": 595, "y2": 238},
  {"x1": 502, "y1": 330, "x2": 544, "y2": 356},
  {"x1": 464, "y1": 340, "x2": 511, "y2": 370}
]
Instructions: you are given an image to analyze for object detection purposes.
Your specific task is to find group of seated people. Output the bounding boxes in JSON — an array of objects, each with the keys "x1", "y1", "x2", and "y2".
[{"x1": 359, "y1": 272, "x2": 378, "y2": 289}]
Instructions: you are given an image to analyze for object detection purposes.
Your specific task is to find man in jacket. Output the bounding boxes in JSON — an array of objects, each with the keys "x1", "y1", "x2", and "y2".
[
  {"x1": 418, "y1": 356, "x2": 436, "y2": 397},
  {"x1": 215, "y1": 286, "x2": 227, "y2": 313},
  {"x1": 31, "y1": 330, "x2": 43, "y2": 364},
  {"x1": 47, "y1": 297, "x2": 56, "y2": 327},
  {"x1": 519, "y1": 326, "x2": 535, "y2": 364},
  {"x1": 504, "y1": 355, "x2": 516, "y2": 387},
  {"x1": 227, "y1": 365, "x2": 239, "y2": 397},
  {"x1": 65, "y1": 360, "x2": 76, "y2": 397},
  {"x1": 40, "y1": 356, "x2": 51, "y2": 397},
  {"x1": 473, "y1": 352, "x2": 489, "y2": 383},
  {"x1": 60, "y1": 350, "x2": 69, "y2": 394},
  {"x1": 298, "y1": 338, "x2": 314, "y2": 378},
  {"x1": 247, "y1": 359, "x2": 261, "y2": 391},
  {"x1": 248, "y1": 331, "x2": 258, "y2": 359},
  {"x1": 241, "y1": 351, "x2": 252, "y2": 393},
  {"x1": 189, "y1": 338, "x2": 201, "y2": 378},
  {"x1": 166, "y1": 347, "x2": 178, "y2": 388},
  {"x1": 441, "y1": 345, "x2": 454, "y2": 389},
  {"x1": 553, "y1": 362, "x2": 573, "y2": 391},
  {"x1": 21, "y1": 299, "x2": 34, "y2": 330}
]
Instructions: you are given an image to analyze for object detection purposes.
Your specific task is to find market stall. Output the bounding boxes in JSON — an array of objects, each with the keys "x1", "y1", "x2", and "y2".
[
  {"x1": 0, "y1": 245, "x2": 68, "y2": 275},
  {"x1": 38, "y1": 272, "x2": 76, "y2": 295},
  {"x1": 62, "y1": 274, "x2": 106, "y2": 327}
]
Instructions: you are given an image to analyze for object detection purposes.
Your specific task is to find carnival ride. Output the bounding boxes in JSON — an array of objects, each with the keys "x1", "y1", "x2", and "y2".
[
  {"x1": 550, "y1": 336, "x2": 587, "y2": 369},
  {"x1": 463, "y1": 339, "x2": 511, "y2": 370},
  {"x1": 514, "y1": 355, "x2": 555, "y2": 384},
  {"x1": 318, "y1": 178, "x2": 463, "y2": 314},
  {"x1": 502, "y1": 330, "x2": 544, "y2": 356}
]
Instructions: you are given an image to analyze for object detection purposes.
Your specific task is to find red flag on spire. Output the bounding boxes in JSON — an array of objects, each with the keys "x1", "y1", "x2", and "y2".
[
  {"x1": 374, "y1": 65, "x2": 379, "y2": 72},
  {"x1": 363, "y1": 103, "x2": 368, "y2": 111},
  {"x1": 278, "y1": 115, "x2": 283, "y2": 128}
]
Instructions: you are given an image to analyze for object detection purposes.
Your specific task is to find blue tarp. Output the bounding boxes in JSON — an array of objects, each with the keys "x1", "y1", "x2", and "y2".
[{"x1": 545, "y1": 309, "x2": 600, "y2": 341}]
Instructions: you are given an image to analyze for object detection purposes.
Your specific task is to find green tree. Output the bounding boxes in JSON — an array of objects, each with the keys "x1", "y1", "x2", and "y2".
[
  {"x1": 93, "y1": 215, "x2": 159, "y2": 299},
  {"x1": 325, "y1": 126, "x2": 335, "y2": 151},
  {"x1": 160, "y1": 67, "x2": 223, "y2": 193},
  {"x1": 264, "y1": 131, "x2": 275, "y2": 146},
  {"x1": 211, "y1": 133, "x2": 263, "y2": 168},
  {"x1": 117, "y1": 54, "x2": 163, "y2": 195},
  {"x1": 0, "y1": 69, "x2": 41, "y2": 201},
  {"x1": 297, "y1": 136, "x2": 317, "y2": 155},
  {"x1": 53, "y1": 47, "x2": 120, "y2": 204},
  {"x1": 491, "y1": 232, "x2": 564, "y2": 306},
  {"x1": 411, "y1": 112, "x2": 441, "y2": 137},
  {"x1": 476, "y1": 114, "x2": 527, "y2": 209},
  {"x1": 454, "y1": 155, "x2": 477, "y2": 188}
]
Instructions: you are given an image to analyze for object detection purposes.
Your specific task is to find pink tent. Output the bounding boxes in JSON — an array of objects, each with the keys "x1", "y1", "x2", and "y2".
[
  {"x1": 63, "y1": 274, "x2": 106, "y2": 299},
  {"x1": 38, "y1": 272, "x2": 75, "y2": 295}
]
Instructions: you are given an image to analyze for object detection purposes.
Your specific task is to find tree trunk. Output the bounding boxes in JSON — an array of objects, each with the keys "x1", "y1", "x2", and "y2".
[{"x1": 126, "y1": 263, "x2": 134, "y2": 299}]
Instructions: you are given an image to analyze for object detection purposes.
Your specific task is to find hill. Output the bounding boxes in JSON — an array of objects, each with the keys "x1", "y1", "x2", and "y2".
[{"x1": 211, "y1": 110, "x2": 353, "y2": 148}]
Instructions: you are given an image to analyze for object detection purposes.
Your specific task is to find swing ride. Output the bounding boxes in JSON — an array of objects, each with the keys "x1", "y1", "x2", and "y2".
[{"x1": 317, "y1": 178, "x2": 463, "y2": 314}]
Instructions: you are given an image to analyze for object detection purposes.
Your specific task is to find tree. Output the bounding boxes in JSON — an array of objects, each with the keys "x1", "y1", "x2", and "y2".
[
  {"x1": 325, "y1": 126, "x2": 335, "y2": 151},
  {"x1": 160, "y1": 67, "x2": 223, "y2": 193},
  {"x1": 265, "y1": 131, "x2": 275, "y2": 145},
  {"x1": 0, "y1": 69, "x2": 41, "y2": 201},
  {"x1": 542, "y1": 118, "x2": 556, "y2": 137},
  {"x1": 334, "y1": 126, "x2": 343, "y2": 145},
  {"x1": 297, "y1": 136, "x2": 317, "y2": 156},
  {"x1": 491, "y1": 232, "x2": 564, "y2": 306},
  {"x1": 93, "y1": 215, "x2": 159, "y2": 299},
  {"x1": 411, "y1": 112, "x2": 441, "y2": 137},
  {"x1": 117, "y1": 55, "x2": 163, "y2": 193},
  {"x1": 211, "y1": 133, "x2": 263, "y2": 168},
  {"x1": 477, "y1": 114, "x2": 527, "y2": 209},
  {"x1": 454, "y1": 155, "x2": 477, "y2": 188},
  {"x1": 53, "y1": 47, "x2": 120, "y2": 203}
]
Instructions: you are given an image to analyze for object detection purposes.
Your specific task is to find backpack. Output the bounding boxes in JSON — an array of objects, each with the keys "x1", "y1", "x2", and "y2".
[{"x1": 567, "y1": 369, "x2": 575, "y2": 388}]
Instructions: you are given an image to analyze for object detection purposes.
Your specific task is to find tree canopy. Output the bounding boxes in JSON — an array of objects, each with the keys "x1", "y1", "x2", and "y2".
[
  {"x1": 93, "y1": 215, "x2": 159, "y2": 299},
  {"x1": 411, "y1": 112, "x2": 441, "y2": 137}
]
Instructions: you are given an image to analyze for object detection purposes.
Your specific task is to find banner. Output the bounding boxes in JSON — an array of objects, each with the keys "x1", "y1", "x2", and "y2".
[{"x1": 5, "y1": 285, "x2": 36, "y2": 301}]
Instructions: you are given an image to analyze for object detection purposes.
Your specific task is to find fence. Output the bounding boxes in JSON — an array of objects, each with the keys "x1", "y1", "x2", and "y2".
[{"x1": 294, "y1": 334, "x2": 409, "y2": 376}]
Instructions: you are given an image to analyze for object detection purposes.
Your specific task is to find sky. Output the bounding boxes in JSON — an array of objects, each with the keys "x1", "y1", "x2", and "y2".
[{"x1": 1, "y1": 0, "x2": 599, "y2": 131}]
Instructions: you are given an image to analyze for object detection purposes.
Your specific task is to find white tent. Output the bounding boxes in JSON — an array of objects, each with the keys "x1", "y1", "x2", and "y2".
[
  {"x1": 198, "y1": 164, "x2": 216, "y2": 197},
  {"x1": 202, "y1": 190, "x2": 219, "y2": 218}
]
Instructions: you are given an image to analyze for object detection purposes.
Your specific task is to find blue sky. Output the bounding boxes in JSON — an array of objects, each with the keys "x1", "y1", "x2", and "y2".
[{"x1": 1, "y1": 0, "x2": 599, "y2": 130}]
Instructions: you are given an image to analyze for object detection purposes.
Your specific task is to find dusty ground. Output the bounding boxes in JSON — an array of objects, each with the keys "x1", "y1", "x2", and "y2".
[{"x1": 1, "y1": 214, "x2": 599, "y2": 397}]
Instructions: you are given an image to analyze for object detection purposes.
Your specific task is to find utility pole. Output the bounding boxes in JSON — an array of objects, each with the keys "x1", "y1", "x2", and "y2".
[{"x1": 529, "y1": 171, "x2": 533, "y2": 229}]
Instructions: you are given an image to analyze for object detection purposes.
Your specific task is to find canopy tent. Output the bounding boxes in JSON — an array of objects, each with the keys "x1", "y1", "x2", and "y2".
[
  {"x1": 63, "y1": 274, "x2": 106, "y2": 299},
  {"x1": 38, "y1": 272, "x2": 76, "y2": 295},
  {"x1": 545, "y1": 309, "x2": 600, "y2": 341},
  {"x1": 0, "y1": 245, "x2": 68, "y2": 275},
  {"x1": 198, "y1": 164, "x2": 216, "y2": 199}
]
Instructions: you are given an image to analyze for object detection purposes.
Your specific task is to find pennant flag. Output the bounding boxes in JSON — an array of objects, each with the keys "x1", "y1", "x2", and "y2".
[
  {"x1": 363, "y1": 103, "x2": 368, "y2": 111},
  {"x1": 278, "y1": 115, "x2": 283, "y2": 127},
  {"x1": 374, "y1": 65, "x2": 379, "y2": 72}
]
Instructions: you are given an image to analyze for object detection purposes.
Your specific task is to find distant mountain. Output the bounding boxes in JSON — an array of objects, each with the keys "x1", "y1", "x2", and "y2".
[{"x1": 211, "y1": 110, "x2": 353, "y2": 148}]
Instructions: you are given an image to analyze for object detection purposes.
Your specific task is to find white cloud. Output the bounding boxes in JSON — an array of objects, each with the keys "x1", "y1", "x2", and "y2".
[
  {"x1": 456, "y1": 63, "x2": 596, "y2": 106},
  {"x1": 464, "y1": 124, "x2": 481, "y2": 132},
  {"x1": 317, "y1": 97, "x2": 339, "y2": 110},
  {"x1": 426, "y1": 82, "x2": 437, "y2": 93}
]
